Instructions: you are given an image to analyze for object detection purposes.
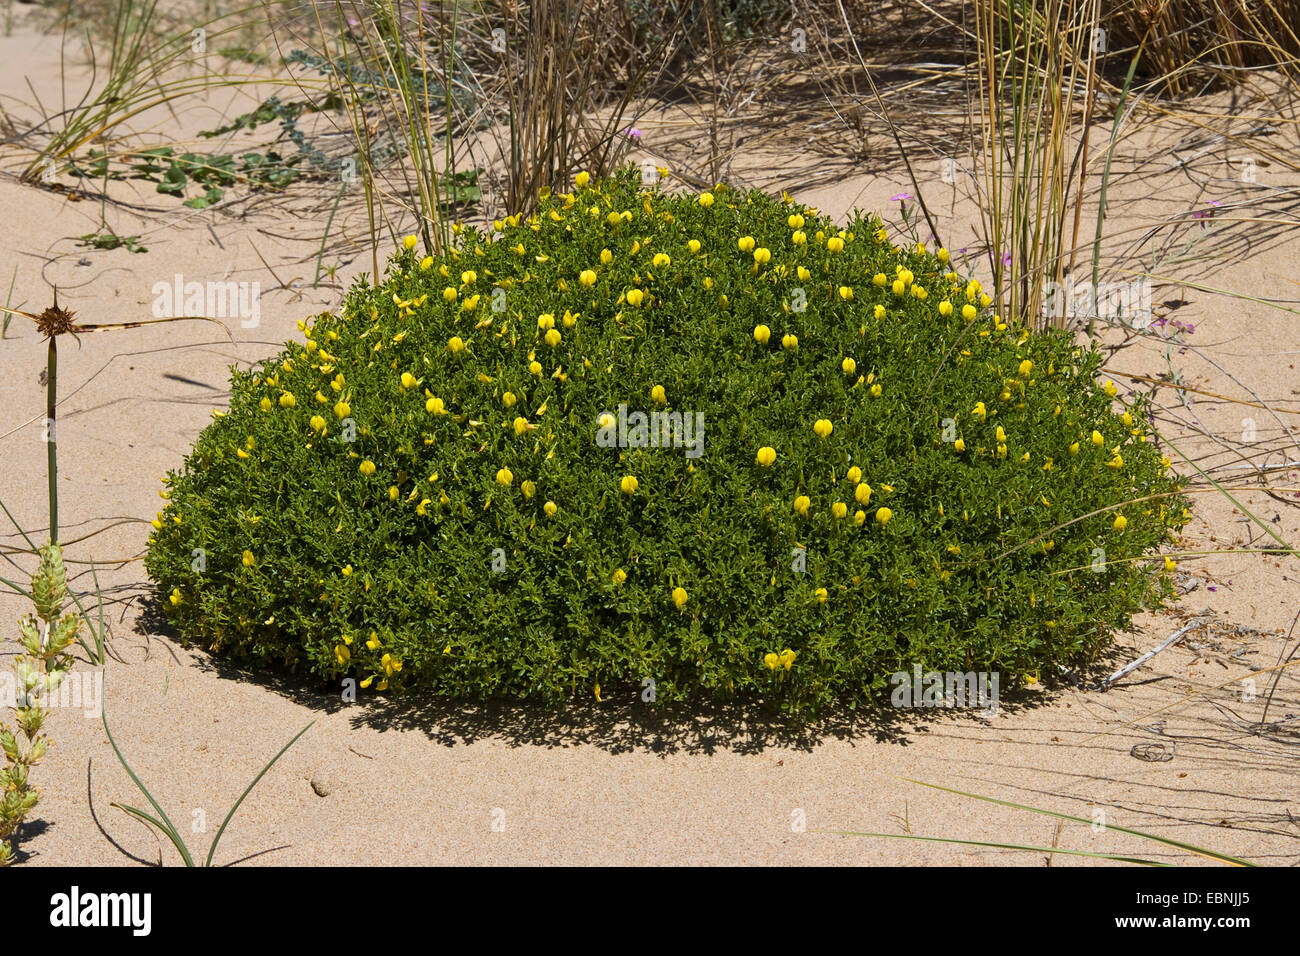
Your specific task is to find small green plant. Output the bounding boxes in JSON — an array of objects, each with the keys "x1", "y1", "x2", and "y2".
[
  {"x1": 0, "y1": 545, "x2": 79, "y2": 866},
  {"x1": 103, "y1": 718, "x2": 313, "y2": 867},
  {"x1": 76, "y1": 231, "x2": 148, "y2": 253},
  {"x1": 65, "y1": 146, "x2": 304, "y2": 206},
  {"x1": 146, "y1": 169, "x2": 1189, "y2": 718}
]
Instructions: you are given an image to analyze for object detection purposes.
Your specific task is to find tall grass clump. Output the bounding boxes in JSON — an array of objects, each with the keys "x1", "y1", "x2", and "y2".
[
  {"x1": 971, "y1": 0, "x2": 1104, "y2": 330},
  {"x1": 146, "y1": 169, "x2": 1189, "y2": 717}
]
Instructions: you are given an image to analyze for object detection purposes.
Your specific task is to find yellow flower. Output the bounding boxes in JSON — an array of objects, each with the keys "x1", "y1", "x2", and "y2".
[
  {"x1": 334, "y1": 398, "x2": 351, "y2": 418},
  {"x1": 442, "y1": 286, "x2": 458, "y2": 303},
  {"x1": 502, "y1": 391, "x2": 517, "y2": 408},
  {"x1": 874, "y1": 304, "x2": 886, "y2": 320},
  {"x1": 838, "y1": 286, "x2": 853, "y2": 301},
  {"x1": 1107, "y1": 454, "x2": 1124, "y2": 470},
  {"x1": 1113, "y1": 514, "x2": 1128, "y2": 531},
  {"x1": 544, "y1": 328, "x2": 562, "y2": 347},
  {"x1": 873, "y1": 273, "x2": 888, "y2": 287},
  {"x1": 764, "y1": 652, "x2": 780, "y2": 670},
  {"x1": 259, "y1": 396, "x2": 273, "y2": 412},
  {"x1": 335, "y1": 644, "x2": 351, "y2": 665},
  {"x1": 1164, "y1": 556, "x2": 1177, "y2": 572},
  {"x1": 1069, "y1": 441, "x2": 1080, "y2": 455},
  {"x1": 753, "y1": 247, "x2": 771, "y2": 264},
  {"x1": 401, "y1": 372, "x2": 417, "y2": 389},
  {"x1": 544, "y1": 500, "x2": 558, "y2": 516},
  {"x1": 813, "y1": 418, "x2": 833, "y2": 438},
  {"x1": 279, "y1": 392, "x2": 296, "y2": 408},
  {"x1": 579, "y1": 268, "x2": 597, "y2": 286},
  {"x1": 875, "y1": 507, "x2": 893, "y2": 526},
  {"x1": 310, "y1": 414, "x2": 326, "y2": 434},
  {"x1": 688, "y1": 239, "x2": 701, "y2": 254},
  {"x1": 1104, "y1": 380, "x2": 1118, "y2": 396},
  {"x1": 620, "y1": 475, "x2": 639, "y2": 495},
  {"x1": 537, "y1": 313, "x2": 555, "y2": 330},
  {"x1": 870, "y1": 383, "x2": 882, "y2": 398},
  {"x1": 513, "y1": 416, "x2": 530, "y2": 436},
  {"x1": 402, "y1": 234, "x2": 417, "y2": 251},
  {"x1": 521, "y1": 479, "x2": 536, "y2": 499},
  {"x1": 939, "y1": 300, "x2": 953, "y2": 317},
  {"x1": 341, "y1": 565, "x2": 353, "y2": 577},
  {"x1": 953, "y1": 438, "x2": 966, "y2": 453},
  {"x1": 846, "y1": 466, "x2": 862, "y2": 483},
  {"x1": 360, "y1": 676, "x2": 374, "y2": 688},
  {"x1": 855, "y1": 482, "x2": 872, "y2": 505},
  {"x1": 448, "y1": 335, "x2": 465, "y2": 353},
  {"x1": 388, "y1": 485, "x2": 400, "y2": 500},
  {"x1": 937, "y1": 247, "x2": 949, "y2": 263},
  {"x1": 797, "y1": 266, "x2": 811, "y2": 282},
  {"x1": 793, "y1": 495, "x2": 811, "y2": 517},
  {"x1": 754, "y1": 324, "x2": 771, "y2": 344},
  {"x1": 854, "y1": 510, "x2": 866, "y2": 526},
  {"x1": 242, "y1": 550, "x2": 255, "y2": 567},
  {"x1": 827, "y1": 236, "x2": 844, "y2": 253},
  {"x1": 359, "y1": 460, "x2": 376, "y2": 476},
  {"x1": 529, "y1": 361, "x2": 543, "y2": 376},
  {"x1": 426, "y1": 396, "x2": 446, "y2": 415},
  {"x1": 698, "y1": 191, "x2": 714, "y2": 207},
  {"x1": 782, "y1": 334, "x2": 798, "y2": 350},
  {"x1": 792, "y1": 230, "x2": 806, "y2": 245},
  {"x1": 831, "y1": 502, "x2": 848, "y2": 519},
  {"x1": 169, "y1": 588, "x2": 182, "y2": 605},
  {"x1": 612, "y1": 569, "x2": 627, "y2": 585},
  {"x1": 672, "y1": 586, "x2": 689, "y2": 609},
  {"x1": 815, "y1": 587, "x2": 828, "y2": 603},
  {"x1": 1091, "y1": 430, "x2": 1104, "y2": 446},
  {"x1": 651, "y1": 385, "x2": 667, "y2": 404},
  {"x1": 575, "y1": 170, "x2": 590, "y2": 188},
  {"x1": 496, "y1": 467, "x2": 514, "y2": 486},
  {"x1": 737, "y1": 236, "x2": 755, "y2": 253},
  {"x1": 756, "y1": 446, "x2": 776, "y2": 467},
  {"x1": 962, "y1": 304, "x2": 977, "y2": 320},
  {"x1": 420, "y1": 256, "x2": 434, "y2": 271},
  {"x1": 788, "y1": 214, "x2": 805, "y2": 229},
  {"x1": 626, "y1": 289, "x2": 644, "y2": 307},
  {"x1": 1018, "y1": 359, "x2": 1033, "y2": 378},
  {"x1": 653, "y1": 252, "x2": 671, "y2": 268},
  {"x1": 995, "y1": 426, "x2": 1007, "y2": 444}
]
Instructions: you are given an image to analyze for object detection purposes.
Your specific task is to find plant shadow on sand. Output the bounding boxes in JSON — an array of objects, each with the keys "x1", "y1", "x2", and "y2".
[{"x1": 136, "y1": 597, "x2": 1106, "y2": 756}]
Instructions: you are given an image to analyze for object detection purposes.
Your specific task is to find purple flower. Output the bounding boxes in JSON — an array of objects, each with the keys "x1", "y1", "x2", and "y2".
[
  {"x1": 624, "y1": 127, "x2": 643, "y2": 141},
  {"x1": 1191, "y1": 200, "x2": 1223, "y2": 226},
  {"x1": 890, "y1": 192, "x2": 913, "y2": 203}
]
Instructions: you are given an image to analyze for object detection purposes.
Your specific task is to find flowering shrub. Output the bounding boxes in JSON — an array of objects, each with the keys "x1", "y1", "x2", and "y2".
[{"x1": 146, "y1": 168, "x2": 1188, "y2": 716}]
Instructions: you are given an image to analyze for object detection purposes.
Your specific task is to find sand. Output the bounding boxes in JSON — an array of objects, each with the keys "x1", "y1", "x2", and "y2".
[{"x1": 0, "y1": 12, "x2": 1297, "y2": 866}]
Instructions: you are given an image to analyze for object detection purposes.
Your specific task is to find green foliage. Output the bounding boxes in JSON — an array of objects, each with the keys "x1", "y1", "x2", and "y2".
[
  {"x1": 1, "y1": 545, "x2": 78, "y2": 866},
  {"x1": 64, "y1": 145, "x2": 303, "y2": 205},
  {"x1": 145, "y1": 168, "x2": 1189, "y2": 717},
  {"x1": 76, "y1": 231, "x2": 147, "y2": 253}
]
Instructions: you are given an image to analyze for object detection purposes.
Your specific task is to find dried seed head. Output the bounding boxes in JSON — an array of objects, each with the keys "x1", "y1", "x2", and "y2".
[{"x1": 36, "y1": 291, "x2": 78, "y2": 339}]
